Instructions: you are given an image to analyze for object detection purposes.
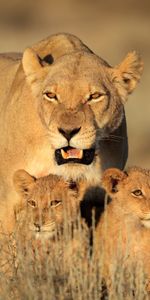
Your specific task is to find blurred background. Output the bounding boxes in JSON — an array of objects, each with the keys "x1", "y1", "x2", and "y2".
[{"x1": 0, "y1": 0, "x2": 149, "y2": 168}]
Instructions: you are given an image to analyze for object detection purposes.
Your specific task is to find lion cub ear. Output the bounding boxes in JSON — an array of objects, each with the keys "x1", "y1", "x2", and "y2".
[
  {"x1": 13, "y1": 169, "x2": 36, "y2": 197},
  {"x1": 102, "y1": 168, "x2": 127, "y2": 195},
  {"x1": 112, "y1": 51, "x2": 143, "y2": 102}
]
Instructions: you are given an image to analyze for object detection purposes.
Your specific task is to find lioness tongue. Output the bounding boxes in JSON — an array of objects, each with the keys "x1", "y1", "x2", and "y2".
[{"x1": 61, "y1": 149, "x2": 83, "y2": 159}]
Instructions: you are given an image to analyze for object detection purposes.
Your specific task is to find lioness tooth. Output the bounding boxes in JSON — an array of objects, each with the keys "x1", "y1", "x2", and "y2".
[
  {"x1": 61, "y1": 149, "x2": 68, "y2": 159},
  {"x1": 61, "y1": 149, "x2": 83, "y2": 159},
  {"x1": 78, "y1": 149, "x2": 83, "y2": 159}
]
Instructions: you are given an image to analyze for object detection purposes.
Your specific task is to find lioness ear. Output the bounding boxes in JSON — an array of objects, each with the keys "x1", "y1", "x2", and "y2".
[
  {"x1": 112, "y1": 51, "x2": 143, "y2": 102},
  {"x1": 102, "y1": 168, "x2": 127, "y2": 195},
  {"x1": 22, "y1": 48, "x2": 44, "y2": 84},
  {"x1": 13, "y1": 169, "x2": 36, "y2": 197}
]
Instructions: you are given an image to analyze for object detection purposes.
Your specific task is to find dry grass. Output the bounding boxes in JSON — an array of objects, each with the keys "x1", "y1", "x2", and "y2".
[
  {"x1": 0, "y1": 216, "x2": 94, "y2": 300},
  {"x1": 0, "y1": 211, "x2": 149, "y2": 300}
]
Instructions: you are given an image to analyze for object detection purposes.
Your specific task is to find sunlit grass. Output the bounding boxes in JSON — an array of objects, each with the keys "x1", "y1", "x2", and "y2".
[{"x1": 0, "y1": 211, "x2": 149, "y2": 300}]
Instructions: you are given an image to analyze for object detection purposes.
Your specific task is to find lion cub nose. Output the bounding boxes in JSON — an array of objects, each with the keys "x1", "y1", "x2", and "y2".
[
  {"x1": 58, "y1": 127, "x2": 81, "y2": 141},
  {"x1": 34, "y1": 223, "x2": 41, "y2": 232}
]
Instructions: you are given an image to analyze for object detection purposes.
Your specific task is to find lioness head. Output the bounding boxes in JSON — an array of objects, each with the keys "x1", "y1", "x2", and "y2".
[
  {"x1": 13, "y1": 169, "x2": 80, "y2": 238},
  {"x1": 102, "y1": 167, "x2": 150, "y2": 227},
  {"x1": 22, "y1": 34, "x2": 143, "y2": 182}
]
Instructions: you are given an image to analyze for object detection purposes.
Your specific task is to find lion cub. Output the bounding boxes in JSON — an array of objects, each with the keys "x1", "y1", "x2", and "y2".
[
  {"x1": 13, "y1": 170, "x2": 81, "y2": 240},
  {"x1": 13, "y1": 170, "x2": 89, "y2": 270},
  {"x1": 95, "y1": 167, "x2": 150, "y2": 293}
]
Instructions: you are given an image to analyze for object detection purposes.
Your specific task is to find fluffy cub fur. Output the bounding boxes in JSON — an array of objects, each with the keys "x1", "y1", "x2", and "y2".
[
  {"x1": 13, "y1": 169, "x2": 81, "y2": 239},
  {"x1": 95, "y1": 167, "x2": 150, "y2": 293},
  {"x1": 13, "y1": 169, "x2": 88, "y2": 272}
]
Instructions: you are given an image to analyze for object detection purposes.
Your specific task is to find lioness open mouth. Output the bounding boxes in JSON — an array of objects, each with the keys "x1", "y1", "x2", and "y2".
[{"x1": 55, "y1": 146, "x2": 95, "y2": 165}]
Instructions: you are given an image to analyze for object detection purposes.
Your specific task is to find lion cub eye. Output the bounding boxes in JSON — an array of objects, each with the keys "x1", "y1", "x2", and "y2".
[
  {"x1": 131, "y1": 189, "x2": 143, "y2": 197},
  {"x1": 87, "y1": 92, "x2": 106, "y2": 102},
  {"x1": 43, "y1": 92, "x2": 58, "y2": 102},
  {"x1": 50, "y1": 200, "x2": 62, "y2": 207},
  {"x1": 27, "y1": 200, "x2": 37, "y2": 207}
]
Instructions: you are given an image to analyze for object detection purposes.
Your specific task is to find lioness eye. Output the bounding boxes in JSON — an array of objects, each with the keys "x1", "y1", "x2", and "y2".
[
  {"x1": 87, "y1": 92, "x2": 106, "y2": 102},
  {"x1": 131, "y1": 189, "x2": 143, "y2": 197},
  {"x1": 43, "y1": 92, "x2": 58, "y2": 101},
  {"x1": 28, "y1": 200, "x2": 37, "y2": 207},
  {"x1": 50, "y1": 200, "x2": 62, "y2": 207}
]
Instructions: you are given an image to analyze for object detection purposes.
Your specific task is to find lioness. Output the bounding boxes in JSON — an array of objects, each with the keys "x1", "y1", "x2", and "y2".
[
  {"x1": 0, "y1": 33, "x2": 143, "y2": 231},
  {"x1": 95, "y1": 167, "x2": 150, "y2": 293}
]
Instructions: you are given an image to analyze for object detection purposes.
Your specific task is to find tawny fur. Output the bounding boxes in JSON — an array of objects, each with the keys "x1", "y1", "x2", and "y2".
[
  {"x1": 0, "y1": 170, "x2": 88, "y2": 277},
  {"x1": 13, "y1": 170, "x2": 88, "y2": 271},
  {"x1": 0, "y1": 33, "x2": 143, "y2": 232},
  {"x1": 13, "y1": 170, "x2": 82, "y2": 237},
  {"x1": 95, "y1": 167, "x2": 150, "y2": 292}
]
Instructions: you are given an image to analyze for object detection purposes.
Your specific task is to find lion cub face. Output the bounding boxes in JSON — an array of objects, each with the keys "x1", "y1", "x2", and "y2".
[
  {"x1": 13, "y1": 170, "x2": 79, "y2": 238},
  {"x1": 102, "y1": 167, "x2": 150, "y2": 227}
]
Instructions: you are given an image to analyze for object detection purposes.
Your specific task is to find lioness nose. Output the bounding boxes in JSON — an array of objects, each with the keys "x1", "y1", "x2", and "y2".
[{"x1": 58, "y1": 127, "x2": 81, "y2": 141}]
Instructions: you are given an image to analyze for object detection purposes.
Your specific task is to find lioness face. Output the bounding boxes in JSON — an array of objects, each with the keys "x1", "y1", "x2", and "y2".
[
  {"x1": 13, "y1": 170, "x2": 79, "y2": 239},
  {"x1": 23, "y1": 47, "x2": 143, "y2": 181},
  {"x1": 102, "y1": 167, "x2": 150, "y2": 226}
]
